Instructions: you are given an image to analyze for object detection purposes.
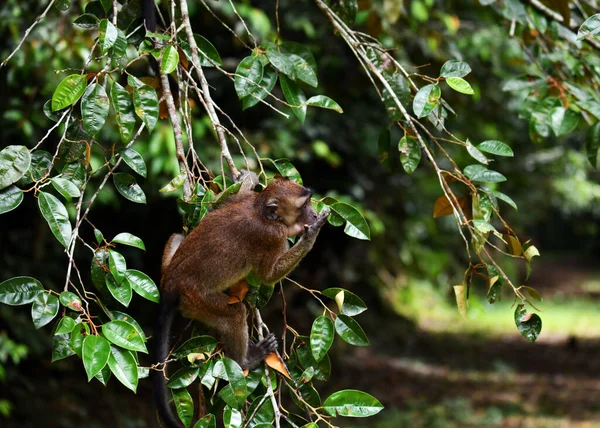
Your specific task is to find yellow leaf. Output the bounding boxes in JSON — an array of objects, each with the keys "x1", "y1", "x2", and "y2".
[
  {"x1": 453, "y1": 285, "x2": 467, "y2": 318},
  {"x1": 524, "y1": 245, "x2": 540, "y2": 262},
  {"x1": 505, "y1": 234, "x2": 522, "y2": 256},
  {"x1": 265, "y1": 352, "x2": 291, "y2": 380},
  {"x1": 334, "y1": 290, "x2": 344, "y2": 313}
]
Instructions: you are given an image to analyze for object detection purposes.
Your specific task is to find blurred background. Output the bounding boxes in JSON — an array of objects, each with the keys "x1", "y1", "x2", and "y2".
[{"x1": 1, "y1": 0, "x2": 599, "y2": 426}]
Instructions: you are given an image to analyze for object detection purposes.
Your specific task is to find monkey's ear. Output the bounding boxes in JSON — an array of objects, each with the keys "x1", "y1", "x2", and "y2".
[
  {"x1": 265, "y1": 199, "x2": 279, "y2": 220},
  {"x1": 294, "y1": 195, "x2": 310, "y2": 208}
]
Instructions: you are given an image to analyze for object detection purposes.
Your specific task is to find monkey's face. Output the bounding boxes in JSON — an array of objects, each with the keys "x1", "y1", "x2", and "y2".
[{"x1": 262, "y1": 178, "x2": 318, "y2": 237}]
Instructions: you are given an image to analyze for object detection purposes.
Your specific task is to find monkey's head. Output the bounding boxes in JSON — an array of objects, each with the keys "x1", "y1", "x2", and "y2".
[{"x1": 259, "y1": 177, "x2": 318, "y2": 237}]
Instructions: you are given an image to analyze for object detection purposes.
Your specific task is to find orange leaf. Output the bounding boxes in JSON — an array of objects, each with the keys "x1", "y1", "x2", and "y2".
[
  {"x1": 433, "y1": 195, "x2": 467, "y2": 218},
  {"x1": 265, "y1": 352, "x2": 291, "y2": 380},
  {"x1": 228, "y1": 280, "x2": 249, "y2": 304}
]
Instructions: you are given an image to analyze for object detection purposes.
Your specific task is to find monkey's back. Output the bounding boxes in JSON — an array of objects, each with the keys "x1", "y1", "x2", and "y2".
[{"x1": 162, "y1": 193, "x2": 288, "y2": 296}]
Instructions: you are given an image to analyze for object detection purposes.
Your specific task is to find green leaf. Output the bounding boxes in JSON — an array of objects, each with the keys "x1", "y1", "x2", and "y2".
[
  {"x1": 173, "y1": 336, "x2": 218, "y2": 359},
  {"x1": 485, "y1": 189, "x2": 518, "y2": 210},
  {"x1": 223, "y1": 406, "x2": 242, "y2": 428},
  {"x1": 328, "y1": 202, "x2": 370, "y2": 240},
  {"x1": 446, "y1": 77, "x2": 474, "y2": 95},
  {"x1": 280, "y1": 75, "x2": 306, "y2": 123},
  {"x1": 310, "y1": 316, "x2": 334, "y2": 362},
  {"x1": 113, "y1": 233, "x2": 146, "y2": 251},
  {"x1": 323, "y1": 389, "x2": 383, "y2": 417},
  {"x1": 108, "y1": 250, "x2": 127, "y2": 285},
  {"x1": 98, "y1": 19, "x2": 118, "y2": 53},
  {"x1": 321, "y1": 288, "x2": 367, "y2": 316},
  {"x1": 106, "y1": 274, "x2": 132, "y2": 307},
  {"x1": 289, "y1": 53, "x2": 318, "y2": 87},
  {"x1": 51, "y1": 74, "x2": 87, "y2": 111},
  {"x1": 398, "y1": 135, "x2": 421, "y2": 174},
  {"x1": 55, "y1": 316, "x2": 76, "y2": 335},
  {"x1": 52, "y1": 335, "x2": 75, "y2": 362},
  {"x1": 453, "y1": 284, "x2": 467, "y2": 318},
  {"x1": 173, "y1": 388, "x2": 194, "y2": 427},
  {"x1": 0, "y1": 276, "x2": 43, "y2": 305},
  {"x1": 577, "y1": 13, "x2": 600, "y2": 40},
  {"x1": 31, "y1": 292, "x2": 60, "y2": 329},
  {"x1": 412, "y1": 84, "x2": 441, "y2": 118},
  {"x1": 62, "y1": 161, "x2": 86, "y2": 188},
  {"x1": 267, "y1": 158, "x2": 303, "y2": 184},
  {"x1": 549, "y1": 107, "x2": 579, "y2": 136},
  {"x1": 194, "y1": 34, "x2": 222, "y2": 66},
  {"x1": 305, "y1": 95, "x2": 343, "y2": 113},
  {"x1": 193, "y1": 414, "x2": 216, "y2": 428},
  {"x1": 73, "y1": 13, "x2": 100, "y2": 29},
  {"x1": 0, "y1": 146, "x2": 31, "y2": 190},
  {"x1": 38, "y1": 192, "x2": 72, "y2": 249},
  {"x1": 109, "y1": 311, "x2": 147, "y2": 343},
  {"x1": 477, "y1": 140, "x2": 514, "y2": 157},
  {"x1": 110, "y1": 29, "x2": 128, "y2": 67},
  {"x1": 463, "y1": 165, "x2": 506, "y2": 183},
  {"x1": 70, "y1": 322, "x2": 90, "y2": 357},
  {"x1": 331, "y1": 0, "x2": 358, "y2": 25},
  {"x1": 81, "y1": 83, "x2": 109, "y2": 136},
  {"x1": 107, "y1": 345, "x2": 138, "y2": 392},
  {"x1": 280, "y1": 42, "x2": 317, "y2": 73},
  {"x1": 266, "y1": 48, "x2": 295, "y2": 79},
  {"x1": 119, "y1": 148, "x2": 147, "y2": 178},
  {"x1": 167, "y1": 366, "x2": 200, "y2": 388},
  {"x1": 586, "y1": 122, "x2": 600, "y2": 168},
  {"x1": 111, "y1": 82, "x2": 136, "y2": 143},
  {"x1": 125, "y1": 270, "x2": 159, "y2": 303},
  {"x1": 129, "y1": 76, "x2": 159, "y2": 132},
  {"x1": 472, "y1": 219, "x2": 498, "y2": 234},
  {"x1": 0, "y1": 185, "x2": 24, "y2": 215},
  {"x1": 94, "y1": 229, "x2": 104, "y2": 244},
  {"x1": 102, "y1": 320, "x2": 147, "y2": 353},
  {"x1": 334, "y1": 314, "x2": 369, "y2": 346},
  {"x1": 51, "y1": 177, "x2": 81, "y2": 201},
  {"x1": 514, "y1": 304, "x2": 542, "y2": 343},
  {"x1": 440, "y1": 60, "x2": 472, "y2": 78},
  {"x1": 234, "y1": 56, "x2": 264, "y2": 99},
  {"x1": 59, "y1": 291, "x2": 83, "y2": 311},
  {"x1": 113, "y1": 173, "x2": 147, "y2": 204},
  {"x1": 82, "y1": 335, "x2": 111, "y2": 381},
  {"x1": 296, "y1": 341, "x2": 331, "y2": 381},
  {"x1": 160, "y1": 44, "x2": 179, "y2": 74},
  {"x1": 95, "y1": 364, "x2": 112, "y2": 386},
  {"x1": 465, "y1": 140, "x2": 488, "y2": 164},
  {"x1": 212, "y1": 358, "x2": 246, "y2": 409},
  {"x1": 241, "y1": 65, "x2": 277, "y2": 110}
]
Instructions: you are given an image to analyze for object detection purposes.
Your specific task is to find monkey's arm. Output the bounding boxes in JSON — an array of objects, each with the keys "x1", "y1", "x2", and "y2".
[{"x1": 258, "y1": 209, "x2": 329, "y2": 284}]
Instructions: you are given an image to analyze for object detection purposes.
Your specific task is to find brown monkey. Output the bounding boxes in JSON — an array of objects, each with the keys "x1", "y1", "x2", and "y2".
[{"x1": 153, "y1": 172, "x2": 329, "y2": 428}]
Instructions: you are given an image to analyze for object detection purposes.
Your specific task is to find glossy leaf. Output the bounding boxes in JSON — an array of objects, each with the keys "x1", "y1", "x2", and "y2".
[
  {"x1": 108, "y1": 250, "x2": 127, "y2": 285},
  {"x1": 113, "y1": 173, "x2": 147, "y2": 204},
  {"x1": 577, "y1": 13, "x2": 600, "y2": 40},
  {"x1": 107, "y1": 345, "x2": 138, "y2": 392},
  {"x1": 70, "y1": 322, "x2": 90, "y2": 357},
  {"x1": 51, "y1": 177, "x2": 81, "y2": 202},
  {"x1": 166, "y1": 366, "x2": 200, "y2": 388},
  {"x1": 323, "y1": 389, "x2": 383, "y2": 417},
  {"x1": 463, "y1": 165, "x2": 506, "y2": 183},
  {"x1": 331, "y1": 0, "x2": 357, "y2": 25},
  {"x1": 95, "y1": 364, "x2": 111, "y2": 386},
  {"x1": 31, "y1": 292, "x2": 60, "y2": 329},
  {"x1": 321, "y1": 288, "x2": 367, "y2": 316},
  {"x1": 125, "y1": 270, "x2": 159, "y2": 303},
  {"x1": 73, "y1": 13, "x2": 100, "y2": 29},
  {"x1": 0, "y1": 145, "x2": 31, "y2": 190},
  {"x1": 102, "y1": 320, "x2": 147, "y2": 353},
  {"x1": 242, "y1": 65, "x2": 277, "y2": 110},
  {"x1": 59, "y1": 291, "x2": 83, "y2": 311},
  {"x1": 81, "y1": 83, "x2": 109, "y2": 136},
  {"x1": 280, "y1": 75, "x2": 306, "y2": 123},
  {"x1": 329, "y1": 202, "x2": 370, "y2": 240},
  {"x1": 412, "y1": 84, "x2": 441, "y2": 118},
  {"x1": 440, "y1": 60, "x2": 472, "y2": 78},
  {"x1": 113, "y1": 233, "x2": 146, "y2": 251},
  {"x1": 223, "y1": 406, "x2": 242, "y2": 428},
  {"x1": 334, "y1": 314, "x2": 369, "y2": 346},
  {"x1": 0, "y1": 276, "x2": 43, "y2": 305},
  {"x1": 280, "y1": 41, "x2": 317, "y2": 73},
  {"x1": 129, "y1": 76, "x2": 158, "y2": 132},
  {"x1": 310, "y1": 316, "x2": 334, "y2": 362},
  {"x1": 54, "y1": 316, "x2": 76, "y2": 335},
  {"x1": 109, "y1": 311, "x2": 147, "y2": 342},
  {"x1": 82, "y1": 335, "x2": 111, "y2": 381},
  {"x1": 234, "y1": 56, "x2": 264, "y2": 99},
  {"x1": 477, "y1": 140, "x2": 514, "y2": 157},
  {"x1": 119, "y1": 148, "x2": 147, "y2": 178},
  {"x1": 305, "y1": 95, "x2": 343, "y2": 113},
  {"x1": 52, "y1": 336, "x2": 75, "y2": 362},
  {"x1": 173, "y1": 388, "x2": 194, "y2": 427},
  {"x1": 268, "y1": 158, "x2": 303, "y2": 184},
  {"x1": 51, "y1": 74, "x2": 87, "y2": 111},
  {"x1": 111, "y1": 83, "x2": 136, "y2": 143},
  {"x1": 514, "y1": 304, "x2": 542, "y2": 343},
  {"x1": 266, "y1": 48, "x2": 295, "y2": 79},
  {"x1": 465, "y1": 140, "x2": 488, "y2": 164},
  {"x1": 398, "y1": 135, "x2": 421, "y2": 174},
  {"x1": 485, "y1": 189, "x2": 517, "y2": 210},
  {"x1": 0, "y1": 185, "x2": 24, "y2": 215},
  {"x1": 98, "y1": 19, "x2": 118, "y2": 53},
  {"x1": 194, "y1": 34, "x2": 222, "y2": 66},
  {"x1": 446, "y1": 77, "x2": 474, "y2": 95},
  {"x1": 212, "y1": 358, "x2": 246, "y2": 409},
  {"x1": 549, "y1": 107, "x2": 579, "y2": 136},
  {"x1": 193, "y1": 414, "x2": 216, "y2": 428},
  {"x1": 289, "y1": 53, "x2": 317, "y2": 87},
  {"x1": 106, "y1": 273, "x2": 132, "y2": 306},
  {"x1": 38, "y1": 192, "x2": 72, "y2": 249},
  {"x1": 161, "y1": 45, "x2": 179, "y2": 74},
  {"x1": 296, "y1": 341, "x2": 331, "y2": 381},
  {"x1": 173, "y1": 336, "x2": 218, "y2": 359}
]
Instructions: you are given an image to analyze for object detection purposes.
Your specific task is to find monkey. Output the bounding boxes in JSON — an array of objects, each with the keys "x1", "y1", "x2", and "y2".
[{"x1": 153, "y1": 172, "x2": 330, "y2": 428}]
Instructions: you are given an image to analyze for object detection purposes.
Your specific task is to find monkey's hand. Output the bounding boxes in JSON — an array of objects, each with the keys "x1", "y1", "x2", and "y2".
[{"x1": 302, "y1": 207, "x2": 330, "y2": 242}]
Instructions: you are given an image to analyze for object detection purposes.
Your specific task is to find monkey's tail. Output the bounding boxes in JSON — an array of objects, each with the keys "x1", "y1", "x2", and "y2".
[{"x1": 152, "y1": 292, "x2": 181, "y2": 428}]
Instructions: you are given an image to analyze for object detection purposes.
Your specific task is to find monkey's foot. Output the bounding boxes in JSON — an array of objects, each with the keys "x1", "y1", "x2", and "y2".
[{"x1": 257, "y1": 332, "x2": 278, "y2": 354}]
